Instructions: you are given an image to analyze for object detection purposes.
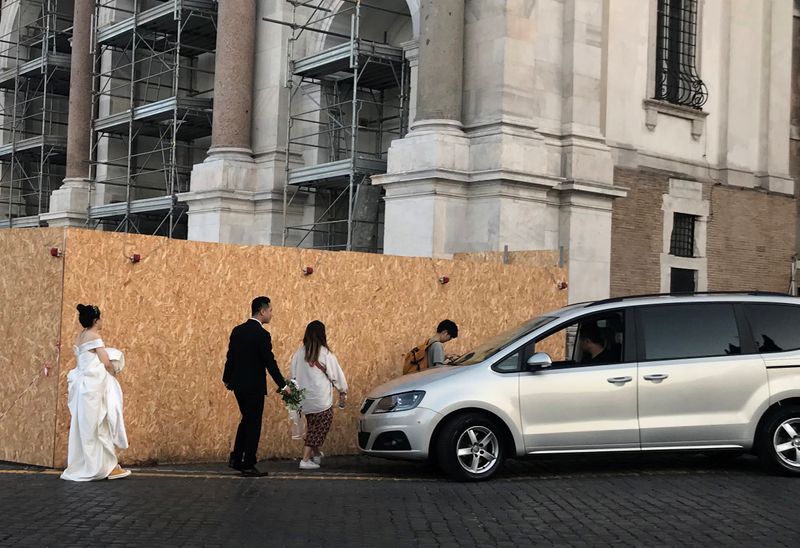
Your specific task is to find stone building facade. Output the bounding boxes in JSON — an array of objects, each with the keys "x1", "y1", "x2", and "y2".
[
  {"x1": 2, "y1": 0, "x2": 798, "y2": 302},
  {"x1": 607, "y1": 0, "x2": 797, "y2": 298}
]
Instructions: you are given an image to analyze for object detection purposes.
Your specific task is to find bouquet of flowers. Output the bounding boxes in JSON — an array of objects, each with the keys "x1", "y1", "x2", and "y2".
[{"x1": 281, "y1": 379, "x2": 307, "y2": 440}]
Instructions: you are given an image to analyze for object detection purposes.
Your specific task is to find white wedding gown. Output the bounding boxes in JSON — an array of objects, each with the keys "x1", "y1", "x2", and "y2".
[{"x1": 60, "y1": 339, "x2": 128, "y2": 482}]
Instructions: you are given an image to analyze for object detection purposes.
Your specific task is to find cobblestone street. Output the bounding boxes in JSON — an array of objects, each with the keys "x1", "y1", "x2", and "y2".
[{"x1": 1, "y1": 453, "x2": 797, "y2": 547}]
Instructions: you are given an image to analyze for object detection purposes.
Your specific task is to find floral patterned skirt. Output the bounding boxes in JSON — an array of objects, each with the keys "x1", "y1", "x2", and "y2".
[{"x1": 304, "y1": 407, "x2": 334, "y2": 448}]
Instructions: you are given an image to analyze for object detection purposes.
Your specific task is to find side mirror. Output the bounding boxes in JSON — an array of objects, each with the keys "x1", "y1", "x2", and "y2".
[{"x1": 526, "y1": 352, "x2": 553, "y2": 372}]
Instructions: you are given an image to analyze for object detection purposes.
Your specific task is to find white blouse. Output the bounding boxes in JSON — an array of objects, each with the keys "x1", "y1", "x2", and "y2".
[{"x1": 290, "y1": 346, "x2": 348, "y2": 415}]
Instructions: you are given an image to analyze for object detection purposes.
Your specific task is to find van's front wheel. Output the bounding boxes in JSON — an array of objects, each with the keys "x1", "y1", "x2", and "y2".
[
  {"x1": 757, "y1": 405, "x2": 800, "y2": 476},
  {"x1": 435, "y1": 413, "x2": 505, "y2": 482}
]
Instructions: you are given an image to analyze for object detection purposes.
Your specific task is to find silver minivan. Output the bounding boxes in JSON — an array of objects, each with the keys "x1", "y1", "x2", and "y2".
[{"x1": 358, "y1": 293, "x2": 800, "y2": 481}]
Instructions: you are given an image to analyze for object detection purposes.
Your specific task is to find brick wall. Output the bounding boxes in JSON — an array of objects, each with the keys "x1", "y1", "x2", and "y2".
[
  {"x1": 611, "y1": 167, "x2": 796, "y2": 296},
  {"x1": 610, "y1": 167, "x2": 668, "y2": 297},
  {"x1": 706, "y1": 185, "x2": 796, "y2": 293}
]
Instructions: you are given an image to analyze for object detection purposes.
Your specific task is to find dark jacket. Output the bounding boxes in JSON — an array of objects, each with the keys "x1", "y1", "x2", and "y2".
[{"x1": 223, "y1": 319, "x2": 286, "y2": 394}]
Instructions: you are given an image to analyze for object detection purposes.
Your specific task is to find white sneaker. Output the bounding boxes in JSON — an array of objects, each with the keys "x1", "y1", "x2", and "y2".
[
  {"x1": 312, "y1": 451, "x2": 324, "y2": 465},
  {"x1": 299, "y1": 459, "x2": 320, "y2": 470}
]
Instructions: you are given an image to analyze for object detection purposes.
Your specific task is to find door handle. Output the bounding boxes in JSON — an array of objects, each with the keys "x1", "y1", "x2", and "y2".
[
  {"x1": 643, "y1": 374, "x2": 669, "y2": 383},
  {"x1": 607, "y1": 376, "x2": 632, "y2": 385}
]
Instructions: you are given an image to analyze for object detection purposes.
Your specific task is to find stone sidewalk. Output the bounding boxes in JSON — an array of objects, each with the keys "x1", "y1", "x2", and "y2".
[{"x1": 1, "y1": 453, "x2": 797, "y2": 547}]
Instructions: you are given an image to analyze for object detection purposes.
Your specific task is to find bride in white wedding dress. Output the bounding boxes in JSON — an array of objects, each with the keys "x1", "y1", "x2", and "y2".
[{"x1": 60, "y1": 304, "x2": 130, "y2": 482}]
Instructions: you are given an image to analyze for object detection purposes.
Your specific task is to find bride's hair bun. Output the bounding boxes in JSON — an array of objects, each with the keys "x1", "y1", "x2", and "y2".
[{"x1": 77, "y1": 304, "x2": 100, "y2": 328}]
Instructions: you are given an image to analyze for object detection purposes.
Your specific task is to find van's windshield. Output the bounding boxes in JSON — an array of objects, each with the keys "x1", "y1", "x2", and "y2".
[{"x1": 452, "y1": 316, "x2": 557, "y2": 366}]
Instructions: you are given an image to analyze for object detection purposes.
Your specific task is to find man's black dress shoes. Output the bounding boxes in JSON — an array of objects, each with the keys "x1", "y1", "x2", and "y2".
[{"x1": 239, "y1": 466, "x2": 268, "y2": 477}]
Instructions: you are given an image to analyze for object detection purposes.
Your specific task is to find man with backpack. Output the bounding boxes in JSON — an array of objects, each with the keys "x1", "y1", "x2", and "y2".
[{"x1": 403, "y1": 320, "x2": 459, "y2": 375}]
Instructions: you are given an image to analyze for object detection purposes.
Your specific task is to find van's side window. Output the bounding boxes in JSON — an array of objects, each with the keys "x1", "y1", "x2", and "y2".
[
  {"x1": 744, "y1": 304, "x2": 800, "y2": 353},
  {"x1": 638, "y1": 304, "x2": 740, "y2": 361},
  {"x1": 534, "y1": 311, "x2": 625, "y2": 367},
  {"x1": 493, "y1": 352, "x2": 520, "y2": 373}
]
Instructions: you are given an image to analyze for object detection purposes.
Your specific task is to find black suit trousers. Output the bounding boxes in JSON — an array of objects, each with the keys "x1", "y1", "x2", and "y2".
[{"x1": 232, "y1": 390, "x2": 265, "y2": 468}]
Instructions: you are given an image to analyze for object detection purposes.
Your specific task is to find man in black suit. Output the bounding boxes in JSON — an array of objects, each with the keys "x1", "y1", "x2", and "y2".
[{"x1": 223, "y1": 296, "x2": 291, "y2": 477}]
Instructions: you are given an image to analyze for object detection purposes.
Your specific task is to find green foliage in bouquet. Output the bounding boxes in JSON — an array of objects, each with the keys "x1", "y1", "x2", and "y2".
[{"x1": 281, "y1": 379, "x2": 306, "y2": 412}]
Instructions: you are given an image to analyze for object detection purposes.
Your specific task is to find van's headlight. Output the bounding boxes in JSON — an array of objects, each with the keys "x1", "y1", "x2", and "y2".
[{"x1": 373, "y1": 391, "x2": 425, "y2": 413}]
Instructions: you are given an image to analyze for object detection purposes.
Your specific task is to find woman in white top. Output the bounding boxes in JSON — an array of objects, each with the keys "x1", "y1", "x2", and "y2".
[
  {"x1": 61, "y1": 304, "x2": 130, "y2": 481},
  {"x1": 290, "y1": 320, "x2": 348, "y2": 470}
]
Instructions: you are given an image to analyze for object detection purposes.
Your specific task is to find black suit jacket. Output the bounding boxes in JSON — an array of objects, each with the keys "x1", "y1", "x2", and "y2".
[{"x1": 223, "y1": 319, "x2": 287, "y2": 395}]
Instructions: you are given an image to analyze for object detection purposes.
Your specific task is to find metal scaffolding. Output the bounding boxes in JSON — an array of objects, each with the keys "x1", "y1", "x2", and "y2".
[
  {"x1": 89, "y1": 0, "x2": 217, "y2": 237},
  {"x1": 271, "y1": 0, "x2": 410, "y2": 252},
  {"x1": 0, "y1": 0, "x2": 71, "y2": 228}
]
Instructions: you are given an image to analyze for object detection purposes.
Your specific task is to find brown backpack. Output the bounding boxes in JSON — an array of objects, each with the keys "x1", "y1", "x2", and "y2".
[{"x1": 402, "y1": 340, "x2": 432, "y2": 375}]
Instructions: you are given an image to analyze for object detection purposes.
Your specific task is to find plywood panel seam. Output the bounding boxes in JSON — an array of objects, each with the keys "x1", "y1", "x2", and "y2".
[{"x1": 50, "y1": 227, "x2": 68, "y2": 469}]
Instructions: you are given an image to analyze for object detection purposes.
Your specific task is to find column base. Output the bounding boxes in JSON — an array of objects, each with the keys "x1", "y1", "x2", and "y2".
[
  {"x1": 374, "y1": 120, "x2": 471, "y2": 257},
  {"x1": 560, "y1": 135, "x2": 615, "y2": 186},
  {"x1": 205, "y1": 146, "x2": 255, "y2": 163},
  {"x1": 252, "y1": 149, "x2": 300, "y2": 246},
  {"x1": 180, "y1": 189, "x2": 259, "y2": 244},
  {"x1": 40, "y1": 178, "x2": 92, "y2": 228},
  {"x1": 376, "y1": 115, "x2": 627, "y2": 303},
  {"x1": 466, "y1": 118, "x2": 549, "y2": 175},
  {"x1": 182, "y1": 153, "x2": 258, "y2": 244}
]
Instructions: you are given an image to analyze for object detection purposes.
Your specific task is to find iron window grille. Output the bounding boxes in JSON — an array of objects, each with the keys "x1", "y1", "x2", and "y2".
[
  {"x1": 670, "y1": 213, "x2": 697, "y2": 257},
  {"x1": 655, "y1": 0, "x2": 708, "y2": 109}
]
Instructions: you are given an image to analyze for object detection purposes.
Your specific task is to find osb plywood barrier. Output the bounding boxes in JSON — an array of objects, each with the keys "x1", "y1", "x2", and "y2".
[
  {"x1": 2, "y1": 228, "x2": 567, "y2": 467},
  {"x1": 0, "y1": 228, "x2": 65, "y2": 467},
  {"x1": 454, "y1": 250, "x2": 566, "y2": 268}
]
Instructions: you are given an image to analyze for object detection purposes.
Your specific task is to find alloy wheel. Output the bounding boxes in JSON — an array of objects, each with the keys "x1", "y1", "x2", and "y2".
[
  {"x1": 455, "y1": 425, "x2": 499, "y2": 474},
  {"x1": 773, "y1": 417, "x2": 800, "y2": 469}
]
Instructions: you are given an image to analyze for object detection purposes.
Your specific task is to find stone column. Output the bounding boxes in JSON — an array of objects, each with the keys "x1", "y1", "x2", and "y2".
[
  {"x1": 209, "y1": 0, "x2": 256, "y2": 157},
  {"x1": 43, "y1": 0, "x2": 93, "y2": 227},
  {"x1": 414, "y1": 0, "x2": 464, "y2": 124},
  {"x1": 65, "y1": 0, "x2": 92, "y2": 179},
  {"x1": 374, "y1": 0, "x2": 470, "y2": 258},
  {"x1": 183, "y1": 0, "x2": 259, "y2": 244}
]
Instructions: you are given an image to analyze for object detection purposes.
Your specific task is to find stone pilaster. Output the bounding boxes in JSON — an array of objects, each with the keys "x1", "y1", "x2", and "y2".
[{"x1": 559, "y1": 0, "x2": 614, "y2": 185}]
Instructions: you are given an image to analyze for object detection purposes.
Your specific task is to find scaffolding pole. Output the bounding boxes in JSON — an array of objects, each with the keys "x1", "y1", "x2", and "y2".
[
  {"x1": 87, "y1": 0, "x2": 217, "y2": 238},
  {"x1": 271, "y1": 0, "x2": 410, "y2": 253},
  {"x1": 0, "y1": 0, "x2": 71, "y2": 228}
]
